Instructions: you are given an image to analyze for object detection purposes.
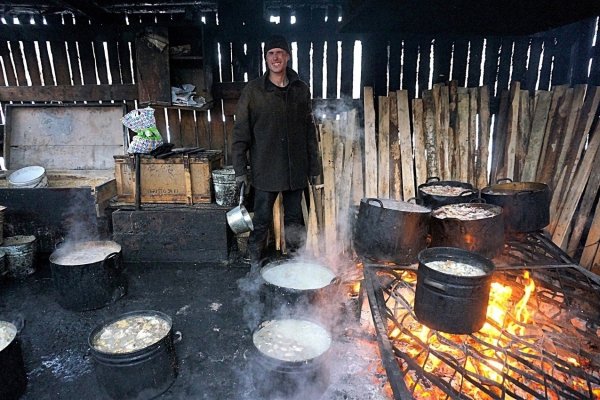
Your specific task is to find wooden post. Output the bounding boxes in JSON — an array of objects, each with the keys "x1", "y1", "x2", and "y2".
[
  {"x1": 321, "y1": 120, "x2": 337, "y2": 249},
  {"x1": 364, "y1": 87, "x2": 378, "y2": 198},
  {"x1": 476, "y1": 86, "x2": 491, "y2": 189},
  {"x1": 412, "y1": 98, "x2": 427, "y2": 187},
  {"x1": 389, "y1": 92, "x2": 402, "y2": 200},
  {"x1": 455, "y1": 88, "x2": 470, "y2": 183},
  {"x1": 378, "y1": 96, "x2": 390, "y2": 198},
  {"x1": 397, "y1": 90, "x2": 415, "y2": 200},
  {"x1": 521, "y1": 90, "x2": 552, "y2": 182}
]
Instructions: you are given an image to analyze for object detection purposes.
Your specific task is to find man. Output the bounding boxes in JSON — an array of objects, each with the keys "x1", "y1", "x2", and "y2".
[{"x1": 232, "y1": 35, "x2": 320, "y2": 271}]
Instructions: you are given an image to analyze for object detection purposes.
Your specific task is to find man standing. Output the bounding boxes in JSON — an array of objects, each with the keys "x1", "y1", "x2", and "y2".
[{"x1": 232, "y1": 35, "x2": 320, "y2": 271}]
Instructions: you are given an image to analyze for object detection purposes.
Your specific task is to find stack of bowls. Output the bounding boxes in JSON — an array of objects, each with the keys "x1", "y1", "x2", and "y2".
[{"x1": 8, "y1": 166, "x2": 47, "y2": 188}]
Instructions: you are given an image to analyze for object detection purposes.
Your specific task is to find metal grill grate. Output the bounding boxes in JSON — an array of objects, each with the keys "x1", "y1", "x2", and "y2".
[{"x1": 364, "y1": 232, "x2": 600, "y2": 400}]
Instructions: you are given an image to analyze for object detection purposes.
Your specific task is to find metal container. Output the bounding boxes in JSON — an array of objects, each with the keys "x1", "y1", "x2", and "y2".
[
  {"x1": 49, "y1": 240, "x2": 127, "y2": 311},
  {"x1": 354, "y1": 198, "x2": 431, "y2": 264},
  {"x1": 417, "y1": 177, "x2": 477, "y2": 209},
  {"x1": 88, "y1": 310, "x2": 178, "y2": 400},
  {"x1": 226, "y1": 182, "x2": 253, "y2": 234},
  {"x1": 415, "y1": 247, "x2": 496, "y2": 334},
  {"x1": 0, "y1": 320, "x2": 27, "y2": 400},
  {"x1": 429, "y1": 203, "x2": 505, "y2": 258},
  {"x1": 480, "y1": 179, "x2": 550, "y2": 232},
  {"x1": 0, "y1": 235, "x2": 36, "y2": 279},
  {"x1": 212, "y1": 166, "x2": 238, "y2": 207}
]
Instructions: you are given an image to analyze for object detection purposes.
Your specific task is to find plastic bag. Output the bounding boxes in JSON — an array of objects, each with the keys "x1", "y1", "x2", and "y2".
[{"x1": 122, "y1": 107, "x2": 164, "y2": 154}]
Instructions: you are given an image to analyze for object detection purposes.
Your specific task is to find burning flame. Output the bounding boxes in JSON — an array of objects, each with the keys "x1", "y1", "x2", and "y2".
[{"x1": 386, "y1": 270, "x2": 600, "y2": 399}]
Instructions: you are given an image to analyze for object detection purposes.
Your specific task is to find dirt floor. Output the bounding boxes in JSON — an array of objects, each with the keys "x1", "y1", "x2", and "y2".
[{"x1": 0, "y1": 255, "x2": 391, "y2": 400}]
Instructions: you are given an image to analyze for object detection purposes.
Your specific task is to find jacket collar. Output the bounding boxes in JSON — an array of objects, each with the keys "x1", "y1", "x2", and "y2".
[{"x1": 262, "y1": 67, "x2": 299, "y2": 91}]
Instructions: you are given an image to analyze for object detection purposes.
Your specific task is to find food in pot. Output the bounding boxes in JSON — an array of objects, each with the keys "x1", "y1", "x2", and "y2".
[
  {"x1": 426, "y1": 260, "x2": 486, "y2": 277},
  {"x1": 433, "y1": 204, "x2": 498, "y2": 220},
  {"x1": 0, "y1": 321, "x2": 16, "y2": 352},
  {"x1": 370, "y1": 198, "x2": 430, "y2": 213},
  {"x1": 261, "y1": 262, "x2": 336, "y2": 290},
  {"x1": 420, "y1": 185, "x2": 472, "y2": 196},
  {"x1": 253, "y1": 319, "x2": 331, "y2": 362},
  {"x1": 91, "y1": 315, "x2": 170, "y2": 354},
  {"x1": 52, "y1": 241, "x2": 121, "y2": 266}
]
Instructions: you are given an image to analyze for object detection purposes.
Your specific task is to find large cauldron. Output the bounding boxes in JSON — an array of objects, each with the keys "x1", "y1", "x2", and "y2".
[
  {"x1": 417, "y1": 177, "x2": 478, "y2": 209},
  {"x1": 354, "y1": 198, "x2": 431, "y2": 265},
  {"x1": 415, "y1": 247, "x2": 495, "y2": 334},
  {"x1": 49, "y1": 240, "x2": 127, "y2": 311},
  {"x1": 0, "y1": 320, "x2": 27, "y2": 400},
  {"x1": 480, "y1": 179, "x2": 550, "y2": 232},
  {"x1": 429, "y1": 203, "x2": 505, "y2": 258}
]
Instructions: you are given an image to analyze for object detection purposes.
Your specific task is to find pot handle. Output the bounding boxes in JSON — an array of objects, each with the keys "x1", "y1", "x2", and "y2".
[
  {"x1": 496, "y1": 177, "x2": 513, "y2": 184},
  {"x1": 105, "y1": 252, "x2": 123, "y2": 273},
  {"x1": 406, "y1": 197, "x2": 418, "y2": 204},
  {"x1": 516, "y1": 189, "x2": 536, "y2": 197},
  {"x1": 365, "y1": 198, "x2": 384, "y2": 208},
  {"x1": 469, "y1": 197, "x2": 486, "y2": 203},
  {"x1": 426, "y1": 176, "x2": 441, "y2": 183},
  {"x1": 239, "y1": 182, "x2": 246, "y2": 206},
  {"x1": 423, "y1": 278, "x2": 447, "y2": 292},
  {"x1": 459, "y1": 189, "x2": 477, "y2": 197}
]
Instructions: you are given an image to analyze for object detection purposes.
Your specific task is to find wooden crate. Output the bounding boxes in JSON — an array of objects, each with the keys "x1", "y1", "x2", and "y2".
[{"x1": 114, "y1": 151, "x2": 223, "y2": 204}]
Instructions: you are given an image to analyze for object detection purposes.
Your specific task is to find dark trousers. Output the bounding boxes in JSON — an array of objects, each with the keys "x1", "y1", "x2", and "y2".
[{"x1": 248, "y1": 188, "x2": 305, "y2": 261}]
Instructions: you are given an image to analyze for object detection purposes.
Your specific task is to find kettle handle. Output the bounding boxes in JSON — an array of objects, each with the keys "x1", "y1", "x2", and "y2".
[{"x1": 239, "y1": 182, "x2": 245, "y2": 206}]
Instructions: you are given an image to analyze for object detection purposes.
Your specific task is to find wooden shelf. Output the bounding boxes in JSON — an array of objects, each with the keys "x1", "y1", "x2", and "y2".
[{"x1": 142, "y1": 100, "x2": 214, "y2": 112}]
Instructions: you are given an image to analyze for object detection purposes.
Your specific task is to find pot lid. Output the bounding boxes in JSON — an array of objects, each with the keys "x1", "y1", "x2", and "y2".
[
  {"x1": 50, "y1": 240, "x2": 121, "y2": 266},
  {"x1": 253, "y1": 319, "x2": 332, "y2": 362},
  {"x1": 260, "y1": 261, "x2": 336, "y2": 290}
]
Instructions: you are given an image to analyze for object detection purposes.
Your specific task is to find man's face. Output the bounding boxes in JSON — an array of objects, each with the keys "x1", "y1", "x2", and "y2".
[{"x1": 266, "y1": 48, "x2": 290, "y2": 74}]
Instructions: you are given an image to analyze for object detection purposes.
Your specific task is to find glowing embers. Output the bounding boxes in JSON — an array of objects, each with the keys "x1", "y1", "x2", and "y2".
[{"x1": 383, "y1": 269, "x2": 600, "y2": 399}]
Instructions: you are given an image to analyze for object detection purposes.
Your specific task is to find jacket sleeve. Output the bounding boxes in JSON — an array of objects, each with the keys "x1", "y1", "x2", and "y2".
[
  {"x1": 306, "y1": 96, "x2": 322, "y2": 177},
  {"x1": 231, "y1": 86, "x2": 252, "y2": 177}
]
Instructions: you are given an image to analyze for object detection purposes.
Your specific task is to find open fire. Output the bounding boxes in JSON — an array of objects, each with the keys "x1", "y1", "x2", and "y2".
[{"x1": 364, "y1": 233, "x2": 600, "y2": 399}]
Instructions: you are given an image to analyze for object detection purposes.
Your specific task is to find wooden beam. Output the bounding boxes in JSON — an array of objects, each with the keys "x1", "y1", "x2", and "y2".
[
  {"x1": 377, "y1": 95, "x2": 390, "y2": 198},
  {"x1": 0, "y1": 84, "x2": 138, "y2": 102},
  {"x1": 364, "y1": 86, "x2": 378, "y2": 198}
]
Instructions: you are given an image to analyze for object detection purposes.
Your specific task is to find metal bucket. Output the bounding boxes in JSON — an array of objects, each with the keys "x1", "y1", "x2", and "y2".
[
  {"x1": 0, "y1": 235, "x2": 36, "y2": 279},
  {"x1": 212, "y1": 166, "x2": 238, "y2": 207}
]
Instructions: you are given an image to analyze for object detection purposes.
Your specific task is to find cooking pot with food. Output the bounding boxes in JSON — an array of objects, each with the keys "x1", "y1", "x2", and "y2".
[
  {"x1": 415, "y1": 247, "x2": 496, "y2": 334},
  {"x1": 250, "y1": 318, "x2": 332, "y2": 399},
  {"x1": 417, "y1": 177, "x2": 478, "y2": 209},
  {"x1": 480, "y1": 178, "x2": 550, "y2": 233},
  {"x1": 429, "y1": 202, "x2": 505, "y2": 258},
  {"x1": 0, "y1": 320, "x2": 27, "y2": 400},
  {"x1": 259, "y1": 259, "x2": 339, "y2": 319},
  {"x1": 88, "y1": 310, "x2": 179, "y2": 400},
  {"x1": 49, "y1": 240, "x2": 127, "y2": 311},
  {"x1": 354, "y1": 198, "x2": 431, "y2": 265}
]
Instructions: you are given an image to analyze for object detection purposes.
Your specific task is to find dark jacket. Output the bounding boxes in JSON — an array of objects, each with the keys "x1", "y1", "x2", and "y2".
[{"x1": 232, "y1": 67, "x2": 321, "y2": 192}]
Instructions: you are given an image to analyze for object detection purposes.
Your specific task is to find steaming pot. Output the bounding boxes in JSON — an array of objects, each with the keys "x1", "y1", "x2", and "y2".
[
  {"x1": 414, "y1": 247, "x2": 495, "y2": 334},
  {"x1": 0, "y1": 320, "x2": 27, "y2": 399},
  {"x1": 49, "y1": 240, "x2": 127, "y2": 311},
  {"x1": 417, "y1": 177, "x2": 477, "y2": 210}
]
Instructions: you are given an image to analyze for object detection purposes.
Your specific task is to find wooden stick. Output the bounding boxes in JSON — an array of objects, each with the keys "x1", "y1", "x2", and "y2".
[
  {"x1": 321, "y1": 120, "x2": 337, "y2": 249},
  {"x1": 536, "y1": 85, "x2": 568, "y2": 180},
  {"x1": 456, "y1": 87, "x2": 470, "y2": 183},
  {"x1": 521, "y1": 90, "x2": 552, "y2": 182},
  {"x1": 412, "y1": 98, "x2": 427, "y2": 187},
  {"x1": 515, "y1": 89, "x2": 531, "y2": 181},
  {"x1": 467, "y1": 87, "x2": 478, "y2": 184},
  {"x1": 476, "y1": 85, "x2": 491, "y2": 188},
  {"x1": 364, "y1": 86, "x2": 378, "y2": 198},
  {"x1": 581, "y1": 196, "x2": 600, "y2": 270},
  {"x1": 378, "y1": 96, "x2": 390, "y2": 198},
  {"x1": 422, "y1": 90, "x2": 438, "y2": 178},
  {"x1": 389, "y1": 92, "x2": 402, "y2": 200},
  {"x1": 397, "y1": 90, "x2": 415, "y2": 200}
]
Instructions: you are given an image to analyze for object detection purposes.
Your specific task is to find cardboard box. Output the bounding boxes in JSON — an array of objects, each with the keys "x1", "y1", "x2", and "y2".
[
  {"x1": 114, "y1": 150, "x2": 223, "y2": 204},
  {"x1": 0, "y1": 104, "x2": 127, "y2": 252}
]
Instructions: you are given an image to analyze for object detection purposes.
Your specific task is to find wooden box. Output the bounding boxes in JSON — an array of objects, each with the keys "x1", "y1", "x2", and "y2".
[
  {"x1": 114, "y1": 151, "x2": 223, "y2": 204},
  {"x1": 0, "y1": 104, "x2": 127, "y2": 252}
]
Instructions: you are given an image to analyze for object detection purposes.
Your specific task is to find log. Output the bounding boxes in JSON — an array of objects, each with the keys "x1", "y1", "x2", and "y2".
[
  {"x1": 515, "y1": 90, "x2": 531, "y2": 181},
  {"x1": 448, "y1": 81, "x2": 458, "y2": 177},
  {"x1": 397, "y1": 90, "x2": 415, "y2": 200},
  {"x1": 364, "y1": 87, "x2": 378, "y2": 198},
  {"x1": 389, "y1": 92, "x2": 402, "y2": 200},
  {"x1": 321, "y1": 120, "x2": 337, "y2": 249},
  {"x1": 476, "y1": 86, "x2": 491, "y2": 188},
  {"x1": 552, "y1": 122, "x2": 600, "y2": 249},
  {"x1": 422, "y1": 90, "x2": 438, "y2": 178},
  {"x1": 456, "y1": 87, "x2": 470, "y2": 183},
  {"x1": 521, "y1": 90, "x2": 552, "y2": 182},
  {"x1": 412, "y1": 98, "x2": 427, "y2": 187},
  {"x1": 339, "y1": 110, "x2": 357, "y2": 253},
  {"x1": 378, "y1": 96, "x2": 390, "y2": 198},
  {"x1": 468, "y1": 87, "x2": 478, "y2": 184}
]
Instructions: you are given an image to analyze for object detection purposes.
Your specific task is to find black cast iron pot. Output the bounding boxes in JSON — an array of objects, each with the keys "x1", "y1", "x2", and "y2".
[
  {"x1": 0, "y1": 320, "x2": 27, "y2": 400},
  {"x1": 50, "y1": 240, "x2": 127, "y2": 311},
  {"x1": 259, "y1": 259, "x2": 339, "y2": 319},
  {"x1": 414, "y1": 247, "x2": 496, "y2": 334},
  {"x1": 354, "y1": 198, "x2": 431, "y2": 265},
  {"x1": 480, "y1": 178, "x2": 550, "y2": 233},
  {"x1": 429, "y1": 202, "x2": 505, "y2": 259},
  {"x1": 417, "y1": 177, "x2": 478, "y2": 210},
  {"x1": 88, "y1": 310, "x2": 179, "y2": 400}
]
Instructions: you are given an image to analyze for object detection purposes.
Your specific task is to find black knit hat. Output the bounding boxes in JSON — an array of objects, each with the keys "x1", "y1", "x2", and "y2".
[{"x1": 264, "y1": 35, "x2": 290, "y2": 55}]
